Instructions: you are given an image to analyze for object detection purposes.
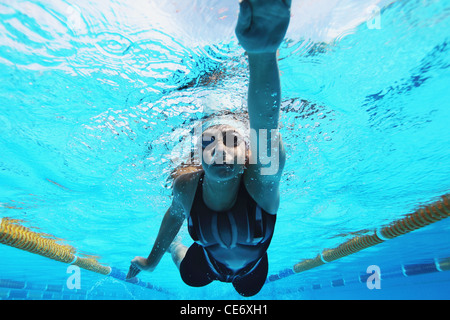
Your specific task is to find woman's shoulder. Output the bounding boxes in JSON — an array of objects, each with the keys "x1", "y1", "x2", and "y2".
[
  {"x1": 170, "y1": 163, "x2": 203, "y2": 181},
  {"x1": 173, "y1": 169, "x2": 202, "y2": 190},
  {"x1": 172, "y1": 168, "x2": 204, "y2": 213}
]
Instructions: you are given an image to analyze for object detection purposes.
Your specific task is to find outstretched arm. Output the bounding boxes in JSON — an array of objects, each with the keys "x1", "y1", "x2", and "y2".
[
  {"x1": 126, "y1": 186, "x2": 185, "y2": 279},
  {"x1": 247, "y1": 52, "x2": 281, "y2": 131},
  {"x1": 236, "y1": 0, "x2": 291, "y2": 131},
  {"x1": 236, "y1": 0, "x2": 290, "y2": 213},
  {"x1": 236, "y1": 0, "x2": 290, "y2": 147}
]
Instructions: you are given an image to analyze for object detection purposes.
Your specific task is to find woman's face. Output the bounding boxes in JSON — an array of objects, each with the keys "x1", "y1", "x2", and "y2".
[{"x1": 201, "y1": 124, "x2": 248, "y2": 180}]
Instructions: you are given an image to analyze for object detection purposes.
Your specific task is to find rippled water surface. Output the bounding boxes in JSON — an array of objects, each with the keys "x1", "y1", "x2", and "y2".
[{"x1": 1, "y1": 0, "x2": 450, "y2": 299}]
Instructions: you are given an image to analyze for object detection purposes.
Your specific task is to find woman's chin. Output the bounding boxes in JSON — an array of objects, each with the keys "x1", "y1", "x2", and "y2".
[{"x1": 206, "y1": 163, "x2": 241, "y2": 179}]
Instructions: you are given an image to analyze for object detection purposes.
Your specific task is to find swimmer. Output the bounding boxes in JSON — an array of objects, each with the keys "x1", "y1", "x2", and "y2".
[{"x1": 126, "y1": 0, "x2": 290, "y2": 297}]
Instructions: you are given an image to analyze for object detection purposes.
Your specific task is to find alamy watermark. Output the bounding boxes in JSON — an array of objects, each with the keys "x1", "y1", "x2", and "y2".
[
  {"x1": 66, "y1": 265, "x2": 81, "y2": 290},
  {"x1": 66, "y1": 5, "x2": 85, "y2": 36},
  {"x1": 366, "y1": 5, "x2": 382, "y2": 30},
  {"x1": 366, "y1": 265, "x2": 381, "y2": 289},
  {"x1": 184, "y1": 124, "x2": 281, "y2": 176}
]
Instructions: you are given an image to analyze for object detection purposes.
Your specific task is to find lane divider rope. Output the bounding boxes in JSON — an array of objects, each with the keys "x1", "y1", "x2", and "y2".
[
  {"x1": 0, "y1": 217, "x2": 168, "y2": 294},
  {"x1": 293, "y1": 194, "x2": 450, "y2": 274},
  {"x1": 266, "y1": 194, "x2": 449, "y2": 283}
]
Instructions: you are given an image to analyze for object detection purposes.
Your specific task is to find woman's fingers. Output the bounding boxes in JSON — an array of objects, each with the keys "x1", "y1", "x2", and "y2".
[
  {"x1": 126, "y1": 258, "x2": 143, "y2": 279},
  {"x1": 126, "y1": 265, "x2": 137, "y2": 279},
  {"x1": 236, "y1": 0, "x2": 252, "y2": 32}
]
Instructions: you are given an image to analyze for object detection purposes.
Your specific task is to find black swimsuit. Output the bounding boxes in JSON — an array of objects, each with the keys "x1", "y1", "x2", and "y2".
[{"x1": 179, "y1": 171, "x2": 276, "y2": 297}]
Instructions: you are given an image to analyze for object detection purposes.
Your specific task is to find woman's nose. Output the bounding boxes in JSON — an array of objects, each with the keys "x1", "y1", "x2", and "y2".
[{"x1": 212, "y1": 141, "x2": 234, "y2": 164}]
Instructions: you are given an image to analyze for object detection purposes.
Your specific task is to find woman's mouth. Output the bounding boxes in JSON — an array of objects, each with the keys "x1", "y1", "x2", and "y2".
[{"x1": 211, "y1": 163, "x2": 234, "y2": 169}]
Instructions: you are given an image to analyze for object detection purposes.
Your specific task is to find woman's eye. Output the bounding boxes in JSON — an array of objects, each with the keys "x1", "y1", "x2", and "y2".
[
  {"x1": 224, "y1": 134, "x2": 239, "y2": 147},
  {"x1": 233, "y1": 136, "x2": 239, "y2": 147}
]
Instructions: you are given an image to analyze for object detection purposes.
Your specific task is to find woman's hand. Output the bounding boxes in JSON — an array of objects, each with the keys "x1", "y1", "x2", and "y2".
[
  {"x1": 126, "y1": 256, "x2": 155, "y2": 279},
  {"x1": 235, "y1": 0, "x2": 291, "y2": 54}
]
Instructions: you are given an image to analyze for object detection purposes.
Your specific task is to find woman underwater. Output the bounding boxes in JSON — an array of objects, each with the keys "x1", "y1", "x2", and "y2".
[{"x1": 126, "y1": 0, "x2": 291, "y2": 297}]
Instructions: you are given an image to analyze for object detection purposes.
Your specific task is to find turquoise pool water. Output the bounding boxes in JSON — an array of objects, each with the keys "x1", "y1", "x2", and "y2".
[{"x1": 1, "y1": 0, "x2": 450, "y2": 300}]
